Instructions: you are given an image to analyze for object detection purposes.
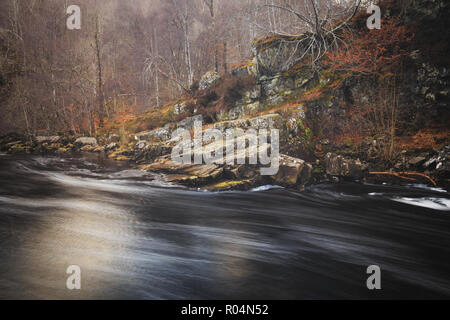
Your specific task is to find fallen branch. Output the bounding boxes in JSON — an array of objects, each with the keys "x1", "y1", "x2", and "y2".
[{"x1": 369, "y1": 172, "x2": 437, "y2": 187}]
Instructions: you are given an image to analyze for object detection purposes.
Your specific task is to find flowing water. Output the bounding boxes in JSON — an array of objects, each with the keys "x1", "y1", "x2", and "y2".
[{"x1": 0, "y1": 153, "x2": 449, "y2": 299}]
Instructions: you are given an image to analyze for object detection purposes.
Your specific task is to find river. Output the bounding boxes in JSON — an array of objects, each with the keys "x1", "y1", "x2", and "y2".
[{"x1": 0, "y1": 153, "x2": 449, "y2": 299}]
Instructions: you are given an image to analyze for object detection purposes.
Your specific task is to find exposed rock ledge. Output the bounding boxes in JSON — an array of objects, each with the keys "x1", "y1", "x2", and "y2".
[
  {"x1": 140, "y1": 154, "x2": 312, "y2": 192},
  {"x1": 0, "y1": 131, "x2": 313, "y2": 192}
]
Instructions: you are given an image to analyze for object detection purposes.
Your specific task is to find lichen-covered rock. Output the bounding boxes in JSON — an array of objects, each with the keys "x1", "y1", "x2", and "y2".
[
  {"x1": 177, "y1": 115, "x2": 203, "y2": 131},
  {"x1": 134, "y1": 141, "x2": 172, "y2": 163},
  {"x1": 260, "y1": 74, "x2": 295, "y2": 97},
  {"x1": 199, "y1": 71, "x2": 221, "y2": 90},
  {"x1": 228, "y1": 106, "x2": 245, "y2": 120},
  {"x1": 244, "y1": 86, "x2": 261, "y2": 100},
  {"x1": 136, "y1": 125, "x2": 171, "y2": 142},
  {"x1": 228, "y1": 102, "x2": 261, "y2": 120},
  {"x1": 213, "y1": 114, "x2": 283, "y2": 134},
  {"x1": 325, "y1": 153, "x2": 368, "y2": 180}
]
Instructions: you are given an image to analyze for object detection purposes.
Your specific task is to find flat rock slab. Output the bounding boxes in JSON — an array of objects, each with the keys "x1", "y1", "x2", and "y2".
[
  {"x1": 142, "y1": 160, "x2": 223, "y2": 187},
  {"x1": 36, "y1": 136, "x2": 60, "y2": 144},
  {"x1": 75, "y1": 137, "x2": 98, "y2": 146}
]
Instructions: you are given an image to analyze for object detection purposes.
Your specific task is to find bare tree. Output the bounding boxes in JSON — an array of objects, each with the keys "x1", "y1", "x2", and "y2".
[
  {"x1": 203, "y1": 0, "x2": 219, "y2": 73},
  {"x1": 94, "y1": 13, "x2": 105, "y2": 128},
  {"x1": 171, "y1": 0, "x2": 194, "y2": 88},
  {"x1": 253, "y1": 0, "x2": 362, "y2": 69}
]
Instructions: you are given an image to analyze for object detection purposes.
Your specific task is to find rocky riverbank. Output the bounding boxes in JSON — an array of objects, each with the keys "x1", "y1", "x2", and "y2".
[
  {"x1": 1, "y1": 128, "x2": 448, "y2": 191},
  {"x1": 0, "y1": 125, "x2": 314, "y2": 192}
]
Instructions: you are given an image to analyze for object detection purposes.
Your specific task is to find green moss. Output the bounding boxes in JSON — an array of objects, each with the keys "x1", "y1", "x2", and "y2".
[
  {"x1": 214, "y1": 180, "x2": 250, "y2": 189},
  {"x1": 162, "y1": 108, "x2": 174, "y2": 123},
  {"x1": 313, "y1": 165, "x2": 325, "y2": 174},
  {"x1": 8, "y1": 143, "x2": 28, "y2": 154},
  {"x1": 56, "y1": 147, "x2": 70, "y2": 154},
  {"x1": 343, "y1": 137, "x2": 354, "y2": 148},
  {"x1": 296, "y1": 118, "x2": 314, "y2": 147}
]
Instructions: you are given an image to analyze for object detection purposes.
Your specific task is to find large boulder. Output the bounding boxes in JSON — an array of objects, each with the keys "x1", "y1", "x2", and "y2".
[
  {"x1": 75, "y1": 137, "x2": 97, "y2": 146},
  {"x1": 250, "y1": 34, "x2": 309, "y2": 78},
  {"x1": 273, "y1": 155, "x2": 312, "y2": 188},
  {"x1": 199, "y1": 71, "x2": 221, "y2": 90}
]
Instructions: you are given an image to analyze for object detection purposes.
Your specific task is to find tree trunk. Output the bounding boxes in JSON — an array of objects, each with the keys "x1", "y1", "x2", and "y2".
[
  {"x1": 223, "y1": 41, "x2": 228, "y2": 74},
  {"x1": 94, "y1": 15, "x2": 105, "y2": 129}
]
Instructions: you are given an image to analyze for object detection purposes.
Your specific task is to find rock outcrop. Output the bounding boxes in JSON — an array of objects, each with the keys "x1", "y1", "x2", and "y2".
[
  {"x1": 199, "y1": 71, "x2": 221, "y2": 90},
  {"x1": 212, "y1": 113, "x2": 283, "y2": 133},
  {"x1": 136, "y1": 125, "x2": 172, "y2": 142},
  {"x1": 324, "y1": 153, "x2": 368, "y2": 180}
]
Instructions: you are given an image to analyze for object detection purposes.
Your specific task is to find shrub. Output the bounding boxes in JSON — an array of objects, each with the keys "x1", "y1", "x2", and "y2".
[{"x1": 324, "y1": 18, "x2": 414, "y2": 76}]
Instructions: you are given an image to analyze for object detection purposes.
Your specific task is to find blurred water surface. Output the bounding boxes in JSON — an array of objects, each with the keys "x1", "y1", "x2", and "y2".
[{"x1": 0, "y1": 153, "x2": 449, "y2": 299}]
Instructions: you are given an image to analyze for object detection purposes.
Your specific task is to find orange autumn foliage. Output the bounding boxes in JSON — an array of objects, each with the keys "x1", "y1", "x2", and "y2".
[
  {"x1": 396, "y1": 128, "x2": 450, "y2": 150},
  {"x1": 324, "y1": 18, "x2": 415, "y2": 76},
  {"x1": 301, "y1": 87, "x2": 325, "y2": 102}
]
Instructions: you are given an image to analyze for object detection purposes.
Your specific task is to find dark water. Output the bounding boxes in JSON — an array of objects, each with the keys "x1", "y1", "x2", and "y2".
[{"x1": 0, "y1": 153, "x2": 449, "y2": 300}]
